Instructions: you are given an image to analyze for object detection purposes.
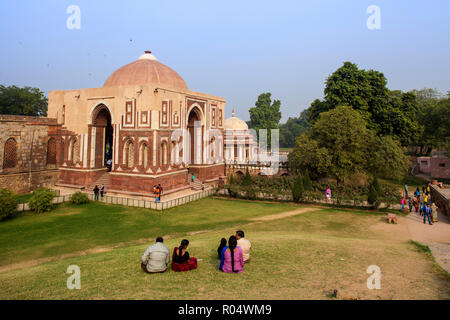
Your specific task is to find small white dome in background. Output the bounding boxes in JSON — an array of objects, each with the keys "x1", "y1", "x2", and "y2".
[
  {"x1": 225, "y1": 109, "x2": 249, "y2": 131},
  {"x1": 138, "y1": 50, "x2": 158, "y2": 61}
]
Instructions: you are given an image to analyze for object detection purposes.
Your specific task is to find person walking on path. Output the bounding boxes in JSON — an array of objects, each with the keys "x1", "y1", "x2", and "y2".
[
  {"x1": 408, "y1": 197, "x2": 413, "y2": 213},
  {"x1": 423, "y1": 204, "x2": 433, "y2": 225},
  {"x1": 413, "y1": 196, "x2": 419, "y2": 213},
  {"x1": 404, "y1": 184, "x2": 409, "y2": 198},
  {"x1": 93, "y1": 185, "x2": 99, "y2": 201},
  {"x1": 325, "y1": 185, "x2": 332, "y2": 203},
  {"x1": 400, "y1": 197, "x2": 405, "y2": 212}
]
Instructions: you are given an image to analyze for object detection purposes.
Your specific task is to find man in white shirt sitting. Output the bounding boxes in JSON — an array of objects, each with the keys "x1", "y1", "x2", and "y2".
[
  {"x1": 236, "y1": 230, "x2": 251, "y2": 263},
  {"x1": 141, "y1": 237, "x2": 170, "y2": 273}
]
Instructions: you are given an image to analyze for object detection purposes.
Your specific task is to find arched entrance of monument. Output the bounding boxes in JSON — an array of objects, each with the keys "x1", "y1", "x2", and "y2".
[
  {"x1": 187, "y1": 107, "x2": 202, "y2": 165},
  {"x1": 93, "y1": 105, "x2": 113, "y2": 168}
]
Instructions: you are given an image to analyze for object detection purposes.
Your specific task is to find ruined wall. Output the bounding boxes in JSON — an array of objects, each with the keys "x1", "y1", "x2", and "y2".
[
  {"x1": 430, "y1": 185, "x2": 450, "y2": 218},
  {"x1": 0, "y1": 115, "x2": 61, "y2": 194}
]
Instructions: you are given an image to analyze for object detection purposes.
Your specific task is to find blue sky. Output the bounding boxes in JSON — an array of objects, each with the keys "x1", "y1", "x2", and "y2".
[{"x1": 0, "y1": 0, "x2": 449, "y2": 121}]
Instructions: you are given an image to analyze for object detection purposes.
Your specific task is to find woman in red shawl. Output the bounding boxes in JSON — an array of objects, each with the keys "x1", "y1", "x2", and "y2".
[{"x1": 171, "y1": 239, "x2": 198, "y2": 272}]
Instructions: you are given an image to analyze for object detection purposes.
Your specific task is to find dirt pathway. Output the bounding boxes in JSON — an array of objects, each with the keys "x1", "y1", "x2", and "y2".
[
  {"x1": 372, "y1": 208, "x2": 450, "y2": 273},
  {"x1": 404, "y1": 209, "x2": 450, "y2": 273},
  {"x1": 250, "y1": 207, "x2": 318, "y2": 221}
]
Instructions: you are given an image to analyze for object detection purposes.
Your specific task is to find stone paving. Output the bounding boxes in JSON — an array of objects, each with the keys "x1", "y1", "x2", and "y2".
[{"x1": 404, "y1": 209, "x2": 450, "y2": 273}]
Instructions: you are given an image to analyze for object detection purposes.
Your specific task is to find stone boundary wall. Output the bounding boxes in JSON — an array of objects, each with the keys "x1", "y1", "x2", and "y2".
[
  {"x1": 430, "y1": 185, "x2": 450, "y2": 218},
  {"x1": 0, "y1": 170, "x2": 59, "y2": 194},
  {"x1": 16, "y1": 188, "x2": 215, "y2": 212}
]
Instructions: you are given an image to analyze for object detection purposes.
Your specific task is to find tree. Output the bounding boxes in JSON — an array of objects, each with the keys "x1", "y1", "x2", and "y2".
[
  {"x1": 368, "y1": 136, "x2": 410, "y2": 180},
  {"x1": 304, "y1": 62, "x2": 423, "y2": 146},
  {"x1": 312, "y1": 106, "x2": 372, "y2": 183},
  {"x1": 367, "y1": 177, "x2": 381, "y2": 208},
  {"x1": 0, "y1": 85, "x2": 48, "y2": 116},
  {"x1": 288, "y1": 134, "x2": 332, "y2": 179},
  {"x1": 249, "y1": 93, "x2": 282, "y2": 145},
  {"x1": 418, "y1": 95, "x2": 450, "y2": 154},
  {"x1": 279, "y1": 109, "x2": 311, "y2": 147},
  {"x1": 243, "y1": 168, "x2": 252, "y2": 186},
  {"x1": 290, "y1": 106, "x2": 411, "y2": 183},
  {"x1": 303, "y1": 169, "x2": 312, "y2": 191}
]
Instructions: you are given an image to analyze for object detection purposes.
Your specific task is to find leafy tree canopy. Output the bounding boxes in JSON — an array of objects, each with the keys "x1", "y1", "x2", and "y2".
[
  {"x1": 289, "y1": 106, "x2": 410, "y2": 183},
  {"x1": 307, "y1": 62, "x2": 425, "y2": 147},
  {"x1": 248, "y1": 93, "x2": 282, "y2": 144},
  {"x1": 0, "y1": 85, "x2": 48, "y2": 116}
]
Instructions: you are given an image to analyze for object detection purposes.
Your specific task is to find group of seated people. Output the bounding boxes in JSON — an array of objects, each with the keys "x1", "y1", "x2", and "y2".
[{"x1": 141, "y1": 231, "x2": 252, "y2": 274}]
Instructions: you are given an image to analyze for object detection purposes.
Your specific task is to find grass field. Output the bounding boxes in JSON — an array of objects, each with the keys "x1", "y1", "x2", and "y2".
[{"x1": 0, "y1": 198, "x2": 448, "y2": 300}]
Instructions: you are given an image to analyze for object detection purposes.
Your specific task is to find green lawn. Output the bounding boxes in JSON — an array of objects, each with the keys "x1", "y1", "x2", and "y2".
[
  {"x1": 0, "y1": 198, "x2": 448, "y2": 300},
  {"x1": 0, "y1": 198, "x2": 295, "y2": 266}
]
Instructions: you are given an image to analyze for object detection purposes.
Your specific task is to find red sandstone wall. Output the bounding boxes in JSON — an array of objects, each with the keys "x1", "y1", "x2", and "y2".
[
  {"x1": 109, "y1": 171, "x2": 188, "y2": 194},
  {"x1": 59, "y1": 169, "x2": 108, "y2": 188},
  {"x1": 189, "y1": 164, "x2": 225, "y2": 182}
]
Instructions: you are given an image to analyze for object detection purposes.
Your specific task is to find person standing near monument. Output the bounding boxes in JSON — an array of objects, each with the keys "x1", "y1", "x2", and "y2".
[{"x1": 93, "y1": 185, "x2": 99, "y2": 201}]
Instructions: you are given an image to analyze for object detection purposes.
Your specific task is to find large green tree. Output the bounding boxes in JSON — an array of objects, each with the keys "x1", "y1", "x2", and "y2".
[
  {"x1": 289, "y1": 106, "x2": 409, "y2": 183},
  {"x1": 279, "y1": 109, "x2": 311, "y2": 147},
  {"x1": 0, "y1": 85, "x2": 48, "y2": 116},
  {"x1": 307, "y1": 62, "x2": 422, "y2": 147},
  {"x1": 414, "y1": 90, "x2": 450, "y2": 155},
  {"x1": 248, "y1": 93, "x2": 282, "y2": 145}
]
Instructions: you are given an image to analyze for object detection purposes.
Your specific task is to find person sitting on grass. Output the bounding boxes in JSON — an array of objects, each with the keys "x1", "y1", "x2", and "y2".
[
  {"x1": 172, "y1": 239, "x2": 198, "y2": 272},
  {"x1": 236, "y1": 230, "x2": 251, "y2": 263},
  {"x1": 141, "y1": 237, "x2": 170, "y2": 274},
  {"x1": 217, "y1": 238, "x2": 227, "y2": 259},
  {"x1": 219, "y1": 236, "x2": 244, "y2": 273}
]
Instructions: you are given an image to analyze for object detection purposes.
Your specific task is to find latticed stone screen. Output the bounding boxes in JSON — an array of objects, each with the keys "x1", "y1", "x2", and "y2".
[
  {"x1": 47, "y1": 138, "x2": 57, "y2": 165},
  {"x1": 3, "y1": 138, "x2": 18, "y2": 169},
  {"x1": 127, "y1": 141, "x2": 134, "y2": 168}
]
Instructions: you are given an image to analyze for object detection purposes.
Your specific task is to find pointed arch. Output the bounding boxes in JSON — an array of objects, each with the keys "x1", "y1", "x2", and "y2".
[{"x1": 3, "y1": 138, "x2": 17, "y2": 169}]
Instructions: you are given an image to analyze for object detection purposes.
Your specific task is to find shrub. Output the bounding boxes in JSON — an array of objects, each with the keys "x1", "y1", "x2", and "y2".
[
  {"x1": 70, "y1": 192, "x2": 90, "y2": 205},
  {"x1": 28, "y1": 188, "x2": 55, "y2": 213},
  {"x1": 291, "y1": 174, "x2": 304, "y2": 203},
  {"x1": 0, "y1": 189, "x2": 18, "y2": 221},
  {"x1": 229, "y1": 174, "x2": 235, "y2": 185}
]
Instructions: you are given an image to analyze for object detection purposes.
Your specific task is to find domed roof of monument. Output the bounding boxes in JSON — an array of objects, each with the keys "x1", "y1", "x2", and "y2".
[
  {"x1": 225, "y1": 110, "x2": 249, "y2": 130},
  {"x1": 103, "y1": 51, "x2": 188, "y2": 89}
]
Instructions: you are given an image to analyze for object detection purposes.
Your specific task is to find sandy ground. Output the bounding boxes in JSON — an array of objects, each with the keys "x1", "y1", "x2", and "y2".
[{"x1": 372, "y1": 208, "x2": 450, "y2": 273}]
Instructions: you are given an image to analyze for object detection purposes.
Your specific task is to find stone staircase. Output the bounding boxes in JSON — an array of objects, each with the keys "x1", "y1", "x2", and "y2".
[
  {"x1": 88, "y1": 172, "x2": 111, "y2": 192},
  {"x1": 189, "y1": 176, "x2": 203, "y2": 191}
]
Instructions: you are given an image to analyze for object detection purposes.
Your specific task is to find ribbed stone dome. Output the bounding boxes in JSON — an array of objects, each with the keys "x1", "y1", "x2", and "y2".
[
  {"x1": 103, "y1": 51, "x2": 188, "y2": 89},
  {"x1": 225, "y1": 110, "x2": 249, "y2": 130}
]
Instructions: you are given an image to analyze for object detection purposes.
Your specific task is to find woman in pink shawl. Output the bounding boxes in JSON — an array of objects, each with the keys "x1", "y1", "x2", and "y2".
[
  {"x1": 219, "y1": 236, "x2": 244, "y2": 273},
  {"x1": 325, "y1": 185, "x2": 332, "y2": 203}
]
